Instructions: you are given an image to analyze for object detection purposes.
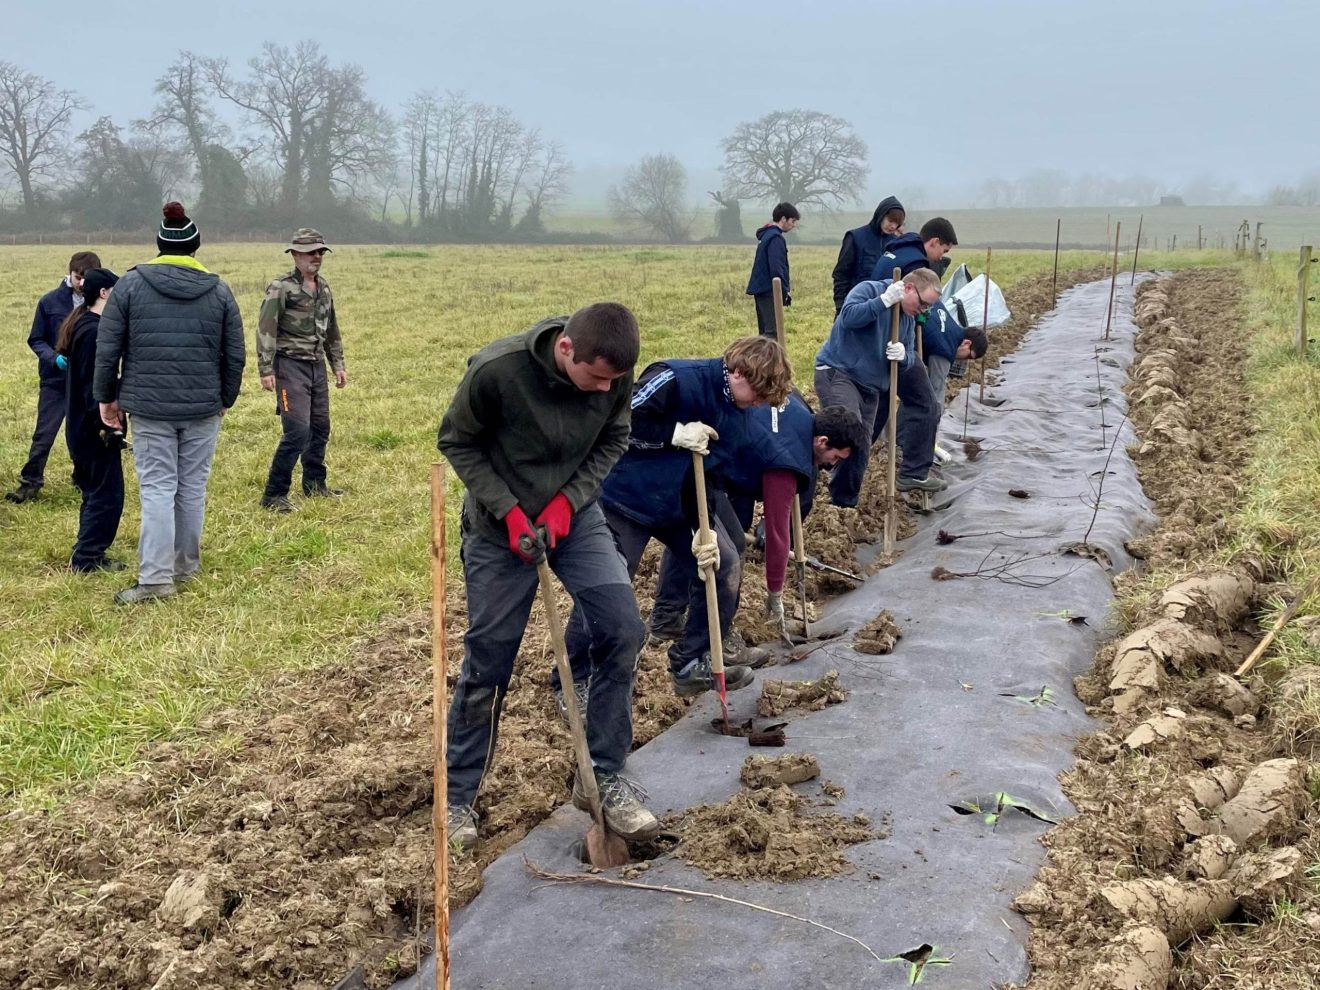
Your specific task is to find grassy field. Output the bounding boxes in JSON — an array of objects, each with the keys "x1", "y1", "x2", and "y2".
[
  {"x1": 0, "y1": 242, "x2": 1233, "y2": 804},
  {"x1": 549, "y1": 204, "x2": 1320, "y2": 251}
]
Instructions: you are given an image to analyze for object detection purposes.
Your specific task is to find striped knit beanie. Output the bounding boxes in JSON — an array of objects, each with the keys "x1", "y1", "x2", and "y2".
[{"x1": 157, "y1": 201, "x2": 201, "y2": 256}]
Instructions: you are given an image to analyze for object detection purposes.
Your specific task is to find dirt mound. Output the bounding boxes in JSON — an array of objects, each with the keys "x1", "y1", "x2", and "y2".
[
  {"x1": 1011, "y1": 269, "x2": 1320, "y2": 990},
  {"x1": 757, "y1": 670, "x2": 849, "y2": 716},
  {"x1": 853, "y1": 609, "x2": 902, "y2": 654},
  {"x1": 667, "y1": 783, "x2": 876, "y2": 881}
]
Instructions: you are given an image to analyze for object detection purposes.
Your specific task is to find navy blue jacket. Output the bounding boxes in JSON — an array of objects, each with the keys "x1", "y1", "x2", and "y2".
[
  {"x1": 601, "y1": 358, "x2": 745, "y2": 528},
  {"x1": 815, "y1": 279, "x2": 917, "y2": 392},
  {"x1": 919, "y1": 301, "x2": 968, "y2": 363},
  {"x1": 94, "y1": 261, "x2": 245, "y2": 420},
  {"x1": 29, "y1": 280, "x2": 78, "y2": 384},
  {"x1": 746, "y1": 224, "x2": 789, "y2": 296},
  {"x1": 832, "y1": 195, "x2": 904, "y2": 311},
  {"x1": 720, "y1": 392, "x2": 816, "y2": 498}
]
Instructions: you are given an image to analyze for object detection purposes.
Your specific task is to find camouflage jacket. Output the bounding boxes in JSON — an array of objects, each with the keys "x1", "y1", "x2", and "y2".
[{"x1": 257, "y1": 269, "x2": 345, "y2": 376}]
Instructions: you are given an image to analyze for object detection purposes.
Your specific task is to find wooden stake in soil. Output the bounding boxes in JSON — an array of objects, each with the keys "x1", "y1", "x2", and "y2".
[
  {"x1": 1130, "y1": 214, "x2": 1143, "y2": 285},
  {"x1": 1104, "y1": 221, "x2": 1121, "y2": 340},
  {"x1": 692, "y1": 452, "x2": 730, "y2": 726},
  {"x1": 1297, "y1": 245, "x2": 1313, "y2": 358},
  {"x1": 1051, "y1": 218, "x2": 1061, "y2": 307},
  {"x1": 978, "y1": 247, "x2": 992, "y2": 403},
  {"x1": 884, "y1": 266, "x2": 902, "y2": 556},
  {"x1": 1235, "y1": 576, "x2": 1320, "y2": 677},
  {"x1": 429, "y1": 463, "x2": 451, "y2": 990},
  {"x1": 773, "y1": 278, "x2": 810, "y2": 639}
]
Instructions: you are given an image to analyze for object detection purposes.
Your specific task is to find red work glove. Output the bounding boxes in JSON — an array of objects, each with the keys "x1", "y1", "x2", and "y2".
[
  {"x1": 535, "y1": 493, "x2": 573, "y2": 549},
  {"x1": 504, "y1": 506, "x2": 542, "y2": 563}
]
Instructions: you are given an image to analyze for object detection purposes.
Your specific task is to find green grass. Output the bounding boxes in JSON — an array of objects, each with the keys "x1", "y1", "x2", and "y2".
[{"x1": 0, "y1": 242, "x2": 1221, "y2": 805}]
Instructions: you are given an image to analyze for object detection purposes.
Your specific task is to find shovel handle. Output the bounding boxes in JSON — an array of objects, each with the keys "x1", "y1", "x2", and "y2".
[
  {"x1": 536, "y1": 560, "x2": 605, "y2": 829},
  {"x1": 885, "y1": 266, "x2": 901, "y2": 555},
  {"x1": 690, "y1": 451, "x2": 725, "y2": 676}
]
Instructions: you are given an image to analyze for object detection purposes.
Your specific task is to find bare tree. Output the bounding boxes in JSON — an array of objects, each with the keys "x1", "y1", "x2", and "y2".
[
  {"x1": 518, "y1": 139, "x2": 572, "y2": 235},
  {"x1": 71, "y1": 117, "x2": 187, "y2": 228},
  {"x1": 402, "y1": 90, "x2": 441, "y2": 225},
  {"x1": 720, "y1": 109, "x2": 867, "y2": 209},
  {"x1": 301, "y1": 64, "x2": 395, "y2": 210},
  {"x1": 0, "y1": 61, "x2": 84, "y2": 218},
  {"x1": 142, "y1": 52, "x2": 227, "y2": 192},
  {"x1": 708, "y1": 189, "x2": 743, "y2": 242},
  {"x1": 609, "y1": 153, "x2": 693, "y2": 243}
]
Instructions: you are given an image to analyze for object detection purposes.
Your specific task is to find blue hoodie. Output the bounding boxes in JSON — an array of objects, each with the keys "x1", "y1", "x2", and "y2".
[
  {"x1": 832, "y1": 195, "x2": 904, "y2": 311},
  {"x1": 919, "y1": 300, "x2": 968, "y2": 362},
  {"x1": 746, "y1": 223, "x2": 789, "y2": 296},
  {"x1": 815, "y1": 279, "x2": 917, "y2": 391},
  {"x1": 869, "y1": 231, "x2": 931, "y2": 281}
]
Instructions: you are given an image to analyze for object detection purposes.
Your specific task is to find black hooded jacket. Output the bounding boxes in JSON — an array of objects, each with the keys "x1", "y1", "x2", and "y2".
[
  {"x1": 831, "y1": 195, "x2": 905, "y2": 312},
  {"x1": 93, "y1": 261, "x2": 245, "y2": 420}
]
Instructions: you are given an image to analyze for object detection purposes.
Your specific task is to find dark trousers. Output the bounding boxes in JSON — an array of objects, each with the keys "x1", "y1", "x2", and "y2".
[
  {"x1": 20, "y1": 380, "x2": 66, "y2": 487},
  {"x1": 898, "y1": 355, "x2": 949, "y2": 461},
  {"x1": 447, "y1": 501, "x2": 645, "y2": 809},
  {"x1": 263, "y1": 356, "x2": 331, "y2": 498},
  {"x1": 815, "y1": 366, "x2": 882, "y2": 508},
  {"x1": 883, "y1": 360, "x2": 939, "y2": 482},
  {"x1": 651, "y1": 492, "x2": 747, "y2": 626},
  {"x1": 563, "y1": 503, "x2": 741, "y2": 682},
  {"x1": 70, "y1": 447, "x2": 124, "y2": 570},
  {"x1": 752, "y1": 293, "x2": 777, "y2": 338}
]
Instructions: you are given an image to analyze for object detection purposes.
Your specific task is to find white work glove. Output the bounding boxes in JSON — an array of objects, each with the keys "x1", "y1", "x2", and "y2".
[
  {"x1": 885, "y1": 341, "x2": 906, "y2": 363},
  {"x1": 691, "y1": 530, "x2": 721, "y2": 578},
  {"x1": 880, "y1": 281, "x2": 905, "y2": 306},
  {"x1": 765, "y1": 591, "x2": 785, "y2": 621},
  {"x1": 671, "y1": 421, "x2": 719, "y2": 455}
]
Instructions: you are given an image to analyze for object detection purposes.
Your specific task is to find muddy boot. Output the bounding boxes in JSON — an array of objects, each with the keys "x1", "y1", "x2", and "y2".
[
  {"x1": 303, "y1": 482, "x2": 344, "y2": 498},
  {"x1": 554, "y1": 679, "x2": 591, "y2": 727},
  {"x1": 261, "y1": 494, "x2": 297, "y2": 513},
  {"x1": 573, "y1": 769, "x2": 661, "y2": 842},
  {"x1": 727, "y1": 631, "x2": 771, "y2": 669},
  {"x1": 647, "y1": 608, "x2": 686, "y2": 643},
  {"x1": 5, "y1": 482, "x2": 40, "y2": 504},
  {"x1": 113, "y1": 583, "x2": 177, "y2": 605},
  {"x1": 671, "y1": 654, "x2": 754, "y2": 698},
  {"x1": 446, "y1": 804, "x2": 478, "y2": 851}
]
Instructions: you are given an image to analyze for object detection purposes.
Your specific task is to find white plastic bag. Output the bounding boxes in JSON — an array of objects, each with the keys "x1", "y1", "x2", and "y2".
[
  {"x1": 953, "y1": 274, "x2": 1011, "y2": 329},
  {"x1": 940, "y1": 262, "x2": 972, "y2": 302}
]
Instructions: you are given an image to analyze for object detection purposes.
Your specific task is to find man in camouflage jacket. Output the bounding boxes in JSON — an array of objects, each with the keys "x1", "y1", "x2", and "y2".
[{"x1": 257, "y1": 228, "x2": 347, "y2": 511}]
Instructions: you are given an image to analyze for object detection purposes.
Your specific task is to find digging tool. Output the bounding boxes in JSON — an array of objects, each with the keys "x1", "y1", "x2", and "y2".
[
  {"x1": 528, "y1": 536, "x2": 630, "y2": 868},
  {"x1": 1235, "y1": 576, "x2": 1320, "y2": 678},
  {"x1": 978, "y1": 248, "x2": 991, "y2": 404},
  {"x1": 803, "y1": 554, "x2": 863, "y2": 583},
  {"x1": 884, "y1": 267, "x2": 901, "y2": 556},
  {"x1": 772, "y1": 277, "x2": 811, "y2": 642},
  {"x1": 428, "y1": 463, "x2": 451, "y2": 990},
  {"x1": 691, "y1": 451, "x2": 731, "y2": 730}
]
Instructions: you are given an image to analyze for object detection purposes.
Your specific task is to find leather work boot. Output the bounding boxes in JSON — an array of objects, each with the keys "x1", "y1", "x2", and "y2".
[
  {"x1": 572, "y1": 769, "x2": 661, "y2": 841},
  {"x1": 897, "y1": 474, "x2": 947, "y2": 493},
  {"x1": 671, "y1": 654, "x2": 754, "y2": 698},
  {"x1": 554, "y1": 679, "x2": 591, "y2": 727},
  {"x1": 303, "y1": 482, "x2": 345, "y2": 497},
  {"x1": 727, "y1": 631, "x2": 771, "y2": 669},
  {"x1": 114, "y1": 583, "x2": 177, "y2": 605},
  {"x1": 261, "y1": 494, "x2": 297, "y2": 513},
  {"x1": 446, "y1": 804, "x2": 478, "y2": 851},
  {"x1": 4, "y1": 482, "x2": 40, "y2": 504}
]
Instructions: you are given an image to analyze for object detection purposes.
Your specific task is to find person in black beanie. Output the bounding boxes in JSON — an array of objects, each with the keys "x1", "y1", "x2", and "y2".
[
  {"x1": 55, "y1": 268, "x2": 125, "y2": 571},
  {"x1": 94, "y1": 202, "x2": 245, "y2": 604}
]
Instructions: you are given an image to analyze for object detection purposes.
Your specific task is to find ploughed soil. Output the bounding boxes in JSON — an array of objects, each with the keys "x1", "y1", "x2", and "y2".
[
  {"x1": 1010, "y1": 269, "x2": 1320, "y2": 990},
  {"x1": 0, "y1": 267, "x2": 1100, "y2": 990}
]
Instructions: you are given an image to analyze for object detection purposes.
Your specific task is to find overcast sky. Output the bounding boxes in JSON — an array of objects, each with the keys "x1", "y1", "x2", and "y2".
[{"x1": 5, "y1": 0, "x2": 1317, "y2": 202}]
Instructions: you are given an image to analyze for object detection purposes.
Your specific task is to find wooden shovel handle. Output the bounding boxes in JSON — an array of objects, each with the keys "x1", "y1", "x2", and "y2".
[
  {"x1": 429, "y1": 462, "x2": 451, "y2": 990},
  {"x1": 691, "y1": 451, "x2": 725, "y2": 676}
]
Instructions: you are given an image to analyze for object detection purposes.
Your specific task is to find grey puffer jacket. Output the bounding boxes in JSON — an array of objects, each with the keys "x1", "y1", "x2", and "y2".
[{"x1": 93, "y1": 262, "x2": 245, "y2": 420}]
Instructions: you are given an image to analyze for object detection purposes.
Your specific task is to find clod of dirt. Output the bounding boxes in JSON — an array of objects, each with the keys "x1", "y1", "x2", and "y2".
[
  {"x1": 669, "y1": 785, "x2": 875, "y2": 881},
  {"x1": 157, "y1": 871, "x2": 220, "y2": 934},
  {"x1": 962, "y1": 439, "x2": 983, "y2": 461},
  {"x1": 1139, "y1": 767, "x2": 1240, "y2": 867},
  {"x1": 1186, "y1": 672, "x2": 1260, "y2": 718},
  {"x1": 1215, "y1": 758, "x2": 1306, "y2": 847},
  {"x1": 1008, "y1": 488, "x2": 1031, "y2": 499},
  {"x1": 853, "y1": 609, "x2": 902, "y2": 655},
  {"x1": 1159, "y1": 571, "x2": 1256, "y2": 634},
  {"x1": 1084, "y1": 925, "x2": 1172, "y2": 990},
  {"x1": 1113, "y1": 619, "x2": 1228, "y2": 680},
  {"x1": 1122, "y1": 712, "x2": 1186, "y2": 753},
  {"x1": 822, "y1": 780, "x2": 845, "y2": 800},
  {"x1": 1099, "y1": 877, "x2": 1236, "y2": 945},
  {"x1": 1226, "y1": 846, "x2": 1305, "y2": 918},
  {"x1": 1060, "y1": 541, "x2": 1113, "y2": 570},
  {"x1": 740, "y1": 753, "x2": 821, "y2": 789},
  {"x1": 931, "y1": 566, "x2": 957, "y2": 581},
  {"x1": 1184, "y1": 835, "x2": 1237, "y2": 880},
  {"x1": 757, "y1": 670, "x2": 848, "y2": 717}
]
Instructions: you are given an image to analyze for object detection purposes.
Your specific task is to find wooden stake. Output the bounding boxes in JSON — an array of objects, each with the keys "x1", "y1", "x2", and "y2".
[
  {"x1": 1197, "y1": 224, "x2": 1203, "y2": 250},
  {"x1": 429, "y1": 463, "x2": 451, "y2": 990},
  {"x1": 1235, "y1": 576, "x2": 1320, "y2": 677},
  {"x1": 1130, "y1": 214, "x2": 1143, "y2": 285},
  {"x1": 884, "y1": 266, "x2": 901, "y2": 556},
  {"x1": 771, "y1": 276, "x2": 786, "y2": 345},
  {"x1": 1104, "y1": 221, "x2": 1121, "y2": 340},
  {"x1": 1298, "y1": 245, "x2": 1313, "y2": 359},
  {"x1": 772, "y1": 277, "x2": 809, "y2": 638},
  {"x1": 978, "y1": 248, "x2": 991, "y2": 403},
  {"x1": 1051, "y1": 218, "x2": 1061, "y2": 307},
  {"x1": 1254, "y1": 222, "x2": 1263, "y2": 261}
]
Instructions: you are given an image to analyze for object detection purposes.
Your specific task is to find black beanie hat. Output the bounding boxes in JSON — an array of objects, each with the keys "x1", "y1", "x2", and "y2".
[
  {"x1": 80, "y1": 268, "x2": 119, "y2": 303},
  {"x1": 157, "y1": 201, "x2": 201, "y2": 255}
]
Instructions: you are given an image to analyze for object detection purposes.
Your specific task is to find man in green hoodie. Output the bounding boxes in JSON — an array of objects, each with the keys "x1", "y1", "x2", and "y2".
[{"x1": 436, "y1": 302, "x2": 656, "y2": 851}]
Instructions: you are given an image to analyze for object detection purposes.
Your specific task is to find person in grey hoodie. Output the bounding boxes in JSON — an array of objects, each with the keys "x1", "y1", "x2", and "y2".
[{"x1": 93, "y1": 202, "x2": 245, "y2": 605}]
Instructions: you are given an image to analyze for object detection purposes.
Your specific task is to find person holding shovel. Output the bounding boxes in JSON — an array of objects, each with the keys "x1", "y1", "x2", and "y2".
[
  {"x1": 815, "y1": 268, "x2": 944, "y2": 507},
  {"x1": 437, "y1": 302, "x2": 656, "y2": 851},
  {"x1": 563, "y1": 337, "x2": 792, "y2": 702}
]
